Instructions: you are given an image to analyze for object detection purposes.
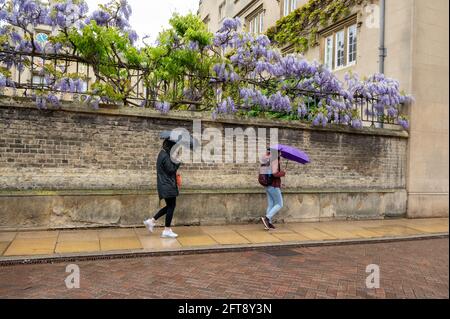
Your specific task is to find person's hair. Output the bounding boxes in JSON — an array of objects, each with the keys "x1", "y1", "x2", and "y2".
[{"x1": 162, "y1": 139, "x2": 176, "y2": 152}]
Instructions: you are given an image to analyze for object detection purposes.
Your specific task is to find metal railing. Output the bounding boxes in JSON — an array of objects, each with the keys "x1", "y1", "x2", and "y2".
[{"x1": 0, "y1": 50, "x2": 401, "y2": 127}]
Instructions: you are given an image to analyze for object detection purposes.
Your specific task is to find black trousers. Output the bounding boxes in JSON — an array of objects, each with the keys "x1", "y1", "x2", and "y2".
[{"x1": 153, "y1": 197, "x2": 177, "y2": 227}]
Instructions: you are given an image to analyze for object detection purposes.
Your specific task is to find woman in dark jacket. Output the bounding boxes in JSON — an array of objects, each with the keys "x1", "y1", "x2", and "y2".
[{"x1": 144, "y1": 139, "x2": 181, "y2": 238}]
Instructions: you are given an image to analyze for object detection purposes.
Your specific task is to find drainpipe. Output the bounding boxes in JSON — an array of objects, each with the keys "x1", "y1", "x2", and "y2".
[
  {"x1": 379, "y1": 0, "x2": 386, "y2": 74},
  {"x1": 377, "y1": 0, "x2": 386, "y2": 128}
]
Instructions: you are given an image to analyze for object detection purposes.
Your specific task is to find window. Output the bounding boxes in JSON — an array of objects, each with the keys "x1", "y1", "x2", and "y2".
[
  {"x1": 347, "y1": 24, "x2": 357, "y2": 65},
  {"x1": 32, "y1": 74, "x2": 47, "y2": 86},
  {"x1": 203, "y1": 14, "x2": 211, "y2": 31},
  {"x1": 248, "y1": 9, "x2": 264, "y2": 35},
  {"x1": 283, "y1": 0, "x2": 297, "y2": 16},
  {"x1": 219, "y1": 2, "x2": 226, "y2": 21},
  {"x1": 335, "y1": 30, "x2": 345, "y2": 69},
  {"x1": 322, "y1": 22, "x2": 358, "y2": 70},
  {"x1": 324, "y1": 35, "x2": 333, "y2": 70}
]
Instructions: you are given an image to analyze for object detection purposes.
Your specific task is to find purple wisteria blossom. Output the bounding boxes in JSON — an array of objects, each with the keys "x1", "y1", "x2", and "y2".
[
  {"x1": 215, "y1": 97, "x2": 237, "y2": 115},
  {"x1": 209, "y1": 17, "x2": 411, "y2": 130},
  {"x1": 0, "y1": 6, "x2": 411, "y2": 130},
  {"x1": 0, "y1": 74, "x2": 7, "y2": 88},
  {"x1": 50, "y1": 0, "x2": 89, "y2": 29},
  {"x1": 155, "y1": 101, "x2": 171, "y2": 114},
  {"x1": 398, "y1": 118, "x2": 409, "y2": 130},
  {"x1": 240, "y1": 88, "x2": 269, "y2": 109},
  {"x1": 351, "y1": 119, "x2": 363, "y2": 129},
  {"x1": 213, "y1": 63, "x2": 240, "y2": 82},
  {"x1": 269, "y1": 92, "x2": 291, "y2": 113}
]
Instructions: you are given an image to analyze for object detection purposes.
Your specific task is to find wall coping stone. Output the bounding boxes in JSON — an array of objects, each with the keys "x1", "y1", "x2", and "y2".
[
  {"x1": 0, "y1": 188, "x2": 403, "y2": 197},
  {"x1": 0, "y1": 97, "x2": 409, "y2": 139}
]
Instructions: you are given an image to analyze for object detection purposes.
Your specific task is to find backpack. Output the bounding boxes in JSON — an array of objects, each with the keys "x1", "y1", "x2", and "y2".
[
  {"x1": 258, "y1": 160, "x2": 273, "y2": 187},
  {"x1": 258, "y1": 173, "x2": 273, "y2": 187}
]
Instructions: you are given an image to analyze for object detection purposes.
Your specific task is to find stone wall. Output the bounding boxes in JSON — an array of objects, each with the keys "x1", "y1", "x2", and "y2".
[{"x1": 0, "y1": 99, "x2": 409, "y2": 229}]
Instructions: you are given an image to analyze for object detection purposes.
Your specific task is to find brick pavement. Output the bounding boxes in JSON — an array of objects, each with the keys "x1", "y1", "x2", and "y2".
[{"x1": 0, "y1": 238, "x2": 448, "y2": 299}]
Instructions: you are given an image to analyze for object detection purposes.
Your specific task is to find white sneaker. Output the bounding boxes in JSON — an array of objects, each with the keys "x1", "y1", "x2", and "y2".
[
  {"x1": 161, "y1": 229, "x2": 178, "y2": 238},
  {"x1": 143, "y1": 219, "x2": 155, "y2": 233}
]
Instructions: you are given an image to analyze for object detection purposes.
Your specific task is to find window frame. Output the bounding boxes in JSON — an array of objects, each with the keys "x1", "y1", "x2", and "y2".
[
  {"x1": 334, "y1": 29, "x2": 345, "y2": 70},
  {"x1": 347, "y1": 24, "x2": 357, "y2": 66},
  {"x1": 283, "y1": 0, "x2": 297, "y2": 17},
  {"x1": 202, "y1": 14, "x2": 211, "y2": 31},
  {"x1": 32, "y1": 74, "x2": 47, "y2": 86},
  {"x1": 246, "y1": 6, "x2": 264, "y2": 35},
  {"x1": 320, "y1": 17, "x2": 358, "y2": 71},
  {"x1": 219, "y1": 1, "x2": 226, "y2": 21},
  {"x1": 324, "y1": 35, "x2": 334, "y2": 71}
]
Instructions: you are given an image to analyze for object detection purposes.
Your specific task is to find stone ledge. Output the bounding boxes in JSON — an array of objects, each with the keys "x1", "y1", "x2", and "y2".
[
  {"x1": 0, "y1": 190, "x2": 408, "y2": 229},
  {"x1": 0, "y1": 188, "x2": 402, "y2": 197},
  {"x1": 0, "y1": 97, "x2": 409, "y2": 139}
]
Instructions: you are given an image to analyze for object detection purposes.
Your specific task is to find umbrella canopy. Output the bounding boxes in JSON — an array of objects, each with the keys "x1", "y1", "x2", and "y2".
[
  {"x1": 160, "y1": 130, "x2": 199, "y2": 150},
  {"x1": 270, "y1": 144, "x2": 310, "y2": 164}
]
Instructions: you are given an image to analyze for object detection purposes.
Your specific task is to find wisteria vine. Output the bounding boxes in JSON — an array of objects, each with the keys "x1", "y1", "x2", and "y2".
[{"x1": 0, "y1": 1, "x2": 411, "y2": 130}]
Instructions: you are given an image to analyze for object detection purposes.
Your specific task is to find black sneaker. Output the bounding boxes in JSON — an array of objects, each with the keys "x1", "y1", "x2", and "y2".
[
  {"x1": 268, "y1": 222, "x2": 276, "y2": 230},
  {"x1": 261, "y1": 217, "x2": 270, "y2": 230}
]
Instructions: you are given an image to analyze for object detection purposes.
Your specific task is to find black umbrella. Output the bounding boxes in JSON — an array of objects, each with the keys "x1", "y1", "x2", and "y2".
[{"x1": 160, "y1": 130, "x2": 199, "y2": 150}]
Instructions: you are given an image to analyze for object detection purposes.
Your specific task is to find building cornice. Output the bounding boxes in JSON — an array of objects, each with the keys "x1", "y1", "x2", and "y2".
[{"x1": 234, "y1": 0, "x2": 263, "y2": 18}]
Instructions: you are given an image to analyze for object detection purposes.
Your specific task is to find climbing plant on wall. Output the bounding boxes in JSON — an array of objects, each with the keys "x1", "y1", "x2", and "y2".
[
  {"x1": 0, "y1": 0, "x2": 411, "y2": 130},
  {"x1": 266, "y1": 0, "x2": 370, "y2": 52}
]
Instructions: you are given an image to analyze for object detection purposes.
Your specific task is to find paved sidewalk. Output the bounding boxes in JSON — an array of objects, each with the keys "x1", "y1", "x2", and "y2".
[
  {"x1": 0, "y1": 238, "x2": 448, "y2": 298},
  {"x1": 0, "y1": 218, "x2": 448, "y2": 263}
]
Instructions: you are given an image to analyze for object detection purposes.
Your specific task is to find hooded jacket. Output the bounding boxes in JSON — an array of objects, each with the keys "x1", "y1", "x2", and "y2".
[{"x1": 156, "y1": 142, "x2": 181, "y2": 199}]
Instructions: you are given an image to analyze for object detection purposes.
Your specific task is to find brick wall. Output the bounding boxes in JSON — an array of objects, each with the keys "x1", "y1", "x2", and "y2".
[{"x1": 0, "y1": 102, "x2": 408, "y2": 191}]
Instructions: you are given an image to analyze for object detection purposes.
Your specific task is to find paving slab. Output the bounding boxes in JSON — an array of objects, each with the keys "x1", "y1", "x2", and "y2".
[
  {"x1": 100, "y1": 237, "x2": 142, "y2": 251},
  {"x1": 177, "y1": 235, "x2": 219, "y2": 247},
  {"x1": 312, "y1": 225, "x2": 361, "y2": 240},
  {"x1": 138, "y1": 235, "x2": 182, "y2": 250},
  {"x1": 15, "y1": 231, "x2": 59, "y2": 239},
  {"x1": 363, "y1": 225, "x2": 423, "y2": 237},
  {"x1": 236, "y1": 230, "x2": 282, "y2": 244},
  {"x1": 271, "y1": 232, "x2": 311, "y2": 242},
  {"x1": 0, "y1": 232, "x2": 16, "y2": 242},
  {"x1": 346, "y1": 228, "x2": 381, "y2": 238},
  {"x1": 286, "y1": 224, "x2": 336, "y2": 240},
  {"x1": 320, "y1": 221, "x2": 379, "y2": 237},
  {"x1": 98, "y1": 229, "x2": 137, "y2": 239},
  {"x1": 55, "y1": 241, "x2": 100, "y2": 254},
  {"x1": 175, "y1": 226, "x2": 210, "y2": 237},
  {"x1": 0, "y1": 242, "x2": 10, "y2": 255},
  {"x1": 58, "y1": 230, "x2": 99, "y2": 242},
  {"x1": 229, "y1": 224, "x2": 266, "y2": 231},
  {"x1": 3, "y1": 238, "x2": 57, "y2": 256},
  {"x1": 404, "y1": 218, "x2": 449, "y2": 225},
  {"x1": 207, "y1": 232, "x2": 251, "y2": 245},
  {"x1": 200, "y1": 226, "x2": 236, "y2": 234},
  {"x1": 405, "y1": 223, "x2": 449, "y2": 234}
]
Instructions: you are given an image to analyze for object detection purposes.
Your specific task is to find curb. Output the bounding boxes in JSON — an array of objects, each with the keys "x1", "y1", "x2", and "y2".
[{"x1": 0, "y1": 233, "x2": 448, "y2": 266}]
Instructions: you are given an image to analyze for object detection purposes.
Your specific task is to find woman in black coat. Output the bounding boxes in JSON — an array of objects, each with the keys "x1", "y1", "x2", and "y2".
[{"x1": 144, "y1": 139, "x2": 181, "y2": 238}]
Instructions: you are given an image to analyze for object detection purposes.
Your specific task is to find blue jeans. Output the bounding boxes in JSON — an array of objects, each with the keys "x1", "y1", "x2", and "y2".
[{"x1": 265, "y1": 186, "x2": 283, "y2": 222}]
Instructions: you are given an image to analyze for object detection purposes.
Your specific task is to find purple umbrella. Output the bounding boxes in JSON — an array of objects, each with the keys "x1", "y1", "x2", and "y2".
[{"x1": 270, "y1": 144, "x2": 310, "y2": 165}]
